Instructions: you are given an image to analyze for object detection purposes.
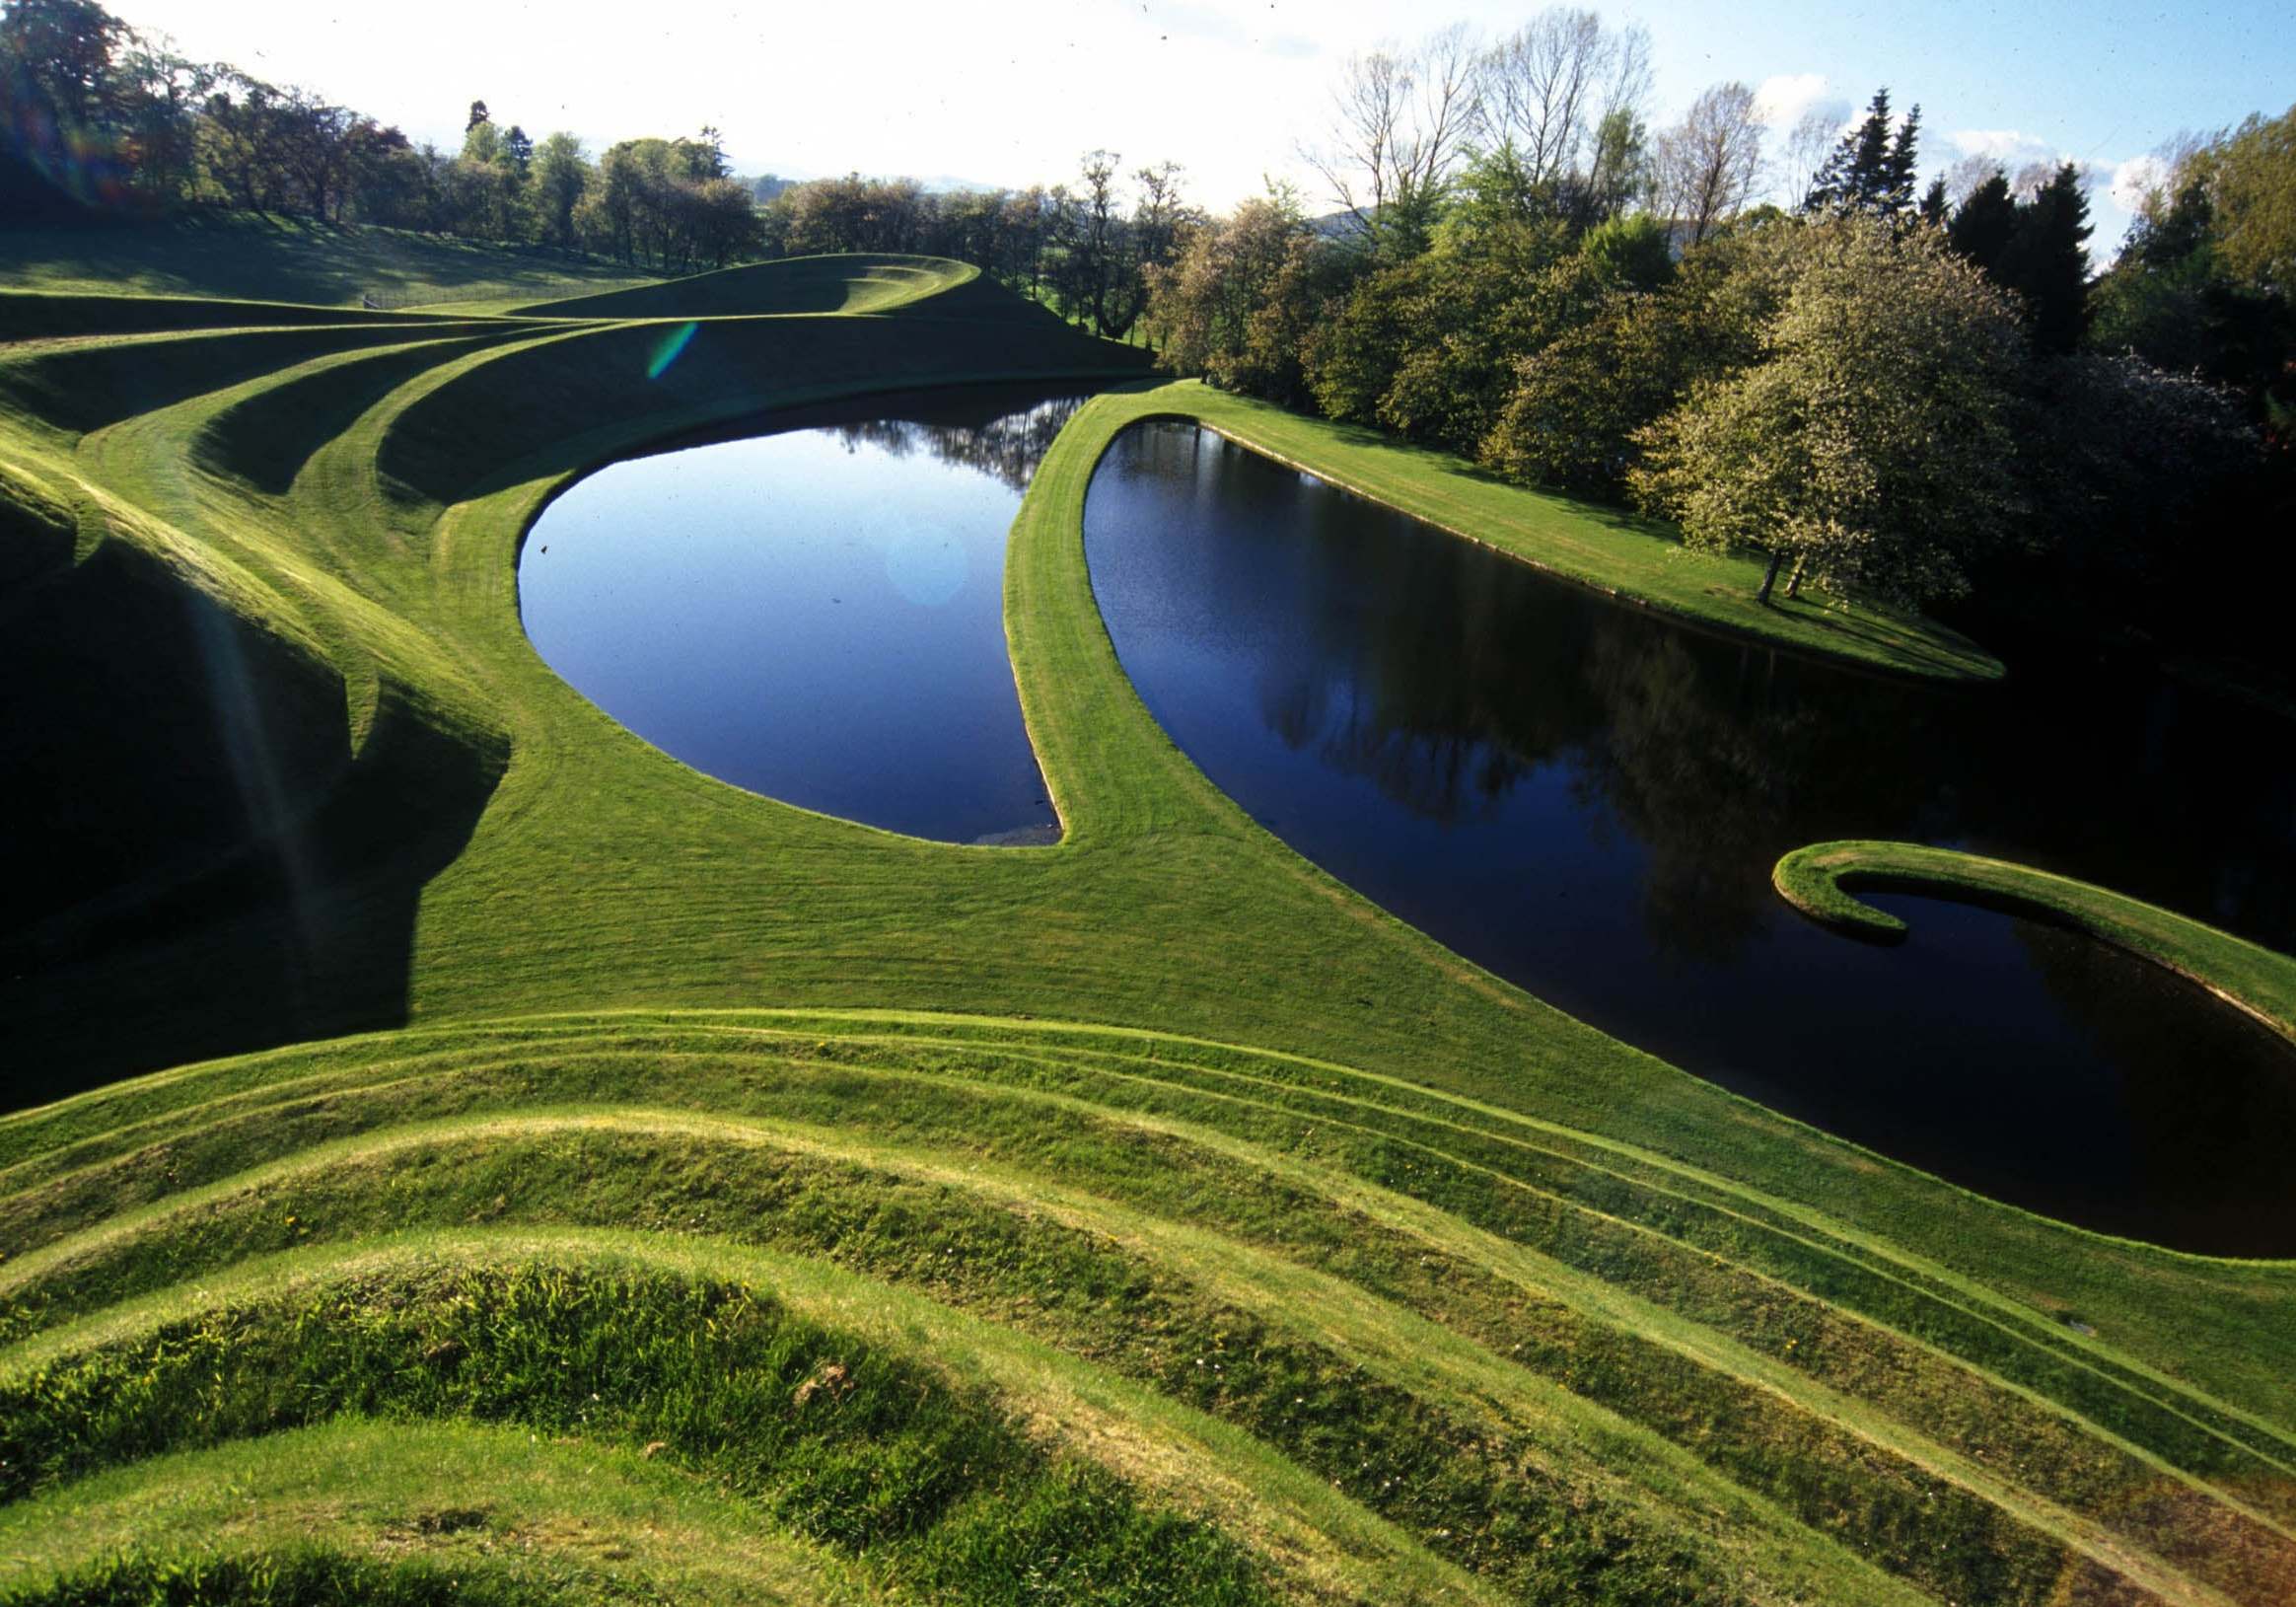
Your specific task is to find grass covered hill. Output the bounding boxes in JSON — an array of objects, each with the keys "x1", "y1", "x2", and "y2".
[
  {"x1": 1, "y1": 212, "x2": 655, "y2": 311},
  {"x1": 0, "y1": 235, "x2": 2290, "y2": 1604}
]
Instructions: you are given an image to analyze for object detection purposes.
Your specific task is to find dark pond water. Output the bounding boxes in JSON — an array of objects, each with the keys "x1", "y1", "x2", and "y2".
[
  {"x1": 522, "y1": 387, "x2": 1089, "y2": 844},
  {"x1": 1085, "y1": 421, "x2": 2296, "y2": 1256}
]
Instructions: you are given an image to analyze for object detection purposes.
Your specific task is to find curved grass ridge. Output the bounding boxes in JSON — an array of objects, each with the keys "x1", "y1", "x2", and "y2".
[
  {"x1": 7, "y1": 1015, "x2": 2296, "y2": 1604},
  {"x1": 0, "y1": 1419, "x2": 884, "y2": 1606},
  {"x1": 0, "y1": 1252, "x2": 1287, "y2": 1607},
  {"x1": 1772, "y1": 840, "x2": 2296, "y2": 1046},
  {"x1": 5, "y1": 248, "x2": 2293, "y2": 1603},
  {"x1": 512, "y1": 254, "x2": 984, "y2": 319}
]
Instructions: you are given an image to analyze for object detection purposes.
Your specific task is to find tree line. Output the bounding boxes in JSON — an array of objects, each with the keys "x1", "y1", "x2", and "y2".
[
  {"x1": 1140, "y1": 11, "x2": 2292, "y2": 665},
  {"x1": 0, "y1": 0, "x2": 1197, "y2": 315},
  {"x1": 752, "y1": 156, "x2": 1196, "y2": 339},
  {"x1": 1, "y1": 0, "x2": 759, "y2": 270}
]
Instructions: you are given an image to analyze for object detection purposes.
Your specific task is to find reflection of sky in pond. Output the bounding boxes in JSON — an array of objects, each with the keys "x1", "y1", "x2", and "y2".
[
  {"x1": 521, "y1": 389, "x2": 1087, "y2": 845},
  {"x1": 1085, "y1": 421, "x2": 2296, "y2": 1256}
]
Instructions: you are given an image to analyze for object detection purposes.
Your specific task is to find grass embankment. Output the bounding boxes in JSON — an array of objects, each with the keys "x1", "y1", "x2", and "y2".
[
  {"x1": 0, "y1": 213, "x2": 651, "y2": 310},
  {"x1": 516, "y1": 254, "x2": 981, "y2": 319},
  {"x1": 1076, "y1": 379, "x2": 2001, "y2": 683},
  {"x1": 1774, "y1": 840, "x2": 2296, "y2": 1043},
  {"x1": 2, "y1": 242, "x2": 2291, "y2": 1602}
]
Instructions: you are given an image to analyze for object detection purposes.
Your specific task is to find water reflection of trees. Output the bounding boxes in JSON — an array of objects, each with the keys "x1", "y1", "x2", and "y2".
[
  {"x1": 1231, "y1": 453, "x2": 1946, "y2": 960},
  {"x1": 1106, "y1": 422, "x2": 2294, "y2": 970},
  {"x1": 830, "y1": 397, "x2": 1088, "y2": 493},
  {"x1": 2013, "y1": 916, "x2": 2296, "y2": 1256}
]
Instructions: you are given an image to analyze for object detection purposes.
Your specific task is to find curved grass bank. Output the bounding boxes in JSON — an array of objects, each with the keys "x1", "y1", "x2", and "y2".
[
  {"x1": 1773, "y1": 840, "x2": 2296, "y2": 1045},
  {"x1": 4, "y1": 247, "x2": 2291, "y2": 1604},
  {"x1": 1059, "y1": 380, "x2": 2003, "y2": 684}
]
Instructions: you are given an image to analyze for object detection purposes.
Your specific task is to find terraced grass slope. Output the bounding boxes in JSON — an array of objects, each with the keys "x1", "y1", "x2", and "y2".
[
  {"x1": 0, "y1": 213, "x2": 654, "y2": 310},
  {"x1": 516, "y1": 254, "x2": 986, "y2": 319},
  {"x1": 2, "y1": 252, "x2": 2290, "y2": 1604}
]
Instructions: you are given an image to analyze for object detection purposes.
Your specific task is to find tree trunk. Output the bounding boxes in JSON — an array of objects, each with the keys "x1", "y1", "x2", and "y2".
[
  {"x1": 1756, "y1": 548, "x2": 1785, "y2": 606},
  {"x1": 1785, "y1": 556, "x2": 1807, "y2": 600}
]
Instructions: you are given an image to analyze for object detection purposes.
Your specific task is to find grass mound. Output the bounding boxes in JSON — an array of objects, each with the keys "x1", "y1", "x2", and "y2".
[
  {"x1": 3, "y1": 250, "x2": 2290, "y2": 1604},
  {"x1": 516, "y1": 253, "x2": 977, "y2": 319},
  {"x1": 0, "y1": 289, "x2": 472, "y2": 342},
  {"x1": 0, "y1": 214, "x2": 651, "y2": 310}
]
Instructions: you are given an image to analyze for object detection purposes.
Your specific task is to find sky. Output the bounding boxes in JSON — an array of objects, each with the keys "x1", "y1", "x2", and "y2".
[{"x1": 107, "y1": 0, "x2": 2296, "y2": 252}]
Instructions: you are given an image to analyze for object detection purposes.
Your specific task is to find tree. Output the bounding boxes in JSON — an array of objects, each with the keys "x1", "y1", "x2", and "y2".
[
  {"x1": 1652, "y1": 80, "x2": 1764, "y2": 248},
  {"x1": 112, "y1": 33, "x2": 207, "y2": 202},
  {"x1": 2032, "y1": 354, "x2": 2257, "y2": 597},
  {"x1": 1303, "y1": 23, "x2": 1481, "y2": 258},
  {"x1": 1575, "y1": 106, "x2": 1650, "y2": 229},
  {"x1": 1630, "y1": 218, "x2": 2034, "y2": 606},
  {"x1": 2091, "y1": 155, "x2": 2291, "y2": 401},
  {"x1": 0, "y1": 0, "x2": 124, "y2": 128},
  {"x1": 343, "y1": 121, "x2": 430, "y2": 227},
  {"x1": 271, "y1": 89, "x2": 357, "y2": 219},
  {"x1": 1946, "y1": 168, "x2": 2016, "y2": 276},
  {"x1": 1143, "y1": 189, "x2": 1327, "y2": 402},
  {"x1": 1482, "y1": 220, "x2": 1792, "y2": 494},
  {"x1": 460, "y1": 112, "x2": 501, "y2": 165},
  {"x1": 1775, "y1": 104, "x2": 1842, "y2": 208},
  {"x1": 1996, "y1": 161, "x2": 2094, "y2": 353},
  {"x1": 2206, "y1": 104, "x2": 2296, "y2": 295},
  {"x1": 1477, "y1": 8, "x2": 1650, "y2": 197},
  {"x1": 1577, "y1": 211, "x2": 1672, "y2": 290},
  {"x1": 1917, "y1": 176, "x2": 1949, "y2": 227},
  {"x1": 1804, "y1": 88, "x2": 1921, "y2": 220},
  {"x1": 1366, "y1": 229, "x2": 1593, "y2": 453},
  {"x1": 1050, "y1": 148, "x2": 1128, "y2": 337},
  {"x1": 197, "y1": 72, "x2": 297, "y2": 212},
  {"x1": 0, "y1": 0, "x2": 133, "y2": 205},
  {"x1": 531, "y1": 131, "x2": 588, "y2": 248}
]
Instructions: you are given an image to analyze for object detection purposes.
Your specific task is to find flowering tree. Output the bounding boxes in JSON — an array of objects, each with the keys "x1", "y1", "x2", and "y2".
[{"x1": 1630, "y1": 217, "x2": 2033, "y2": 606}]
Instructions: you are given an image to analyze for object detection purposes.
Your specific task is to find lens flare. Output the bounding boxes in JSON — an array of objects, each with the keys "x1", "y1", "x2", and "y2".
[
  {"x1": 3, "y1": 101, "x2": 140, "y2": 207},
  {"x1": 647, "y1": 321, "x2": 700, "y2": 381}
]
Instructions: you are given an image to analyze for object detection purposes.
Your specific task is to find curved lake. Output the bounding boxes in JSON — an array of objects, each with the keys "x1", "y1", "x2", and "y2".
[
  {"x1": 521, "y1": 386, "x2": 1088, "y2": 844},
  {"x1": 1085, "y1": 421, "x2": 2296, "y2": 1256}
]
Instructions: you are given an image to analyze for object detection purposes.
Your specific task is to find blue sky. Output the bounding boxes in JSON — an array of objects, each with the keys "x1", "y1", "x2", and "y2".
[{"x1": 112, "y1": 0, "x2": 2296, "y2": 251}]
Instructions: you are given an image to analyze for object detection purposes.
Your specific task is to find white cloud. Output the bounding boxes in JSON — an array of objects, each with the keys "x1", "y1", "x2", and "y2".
[
  {"x1": 1948, "y1": 128, "x2": 2054, "y2": 164},
  {"x1": 2111, "y1": 153, "x2": 2170, "y2": 213},
  {"x1": 1753, "y1": 73, "x2": 1834, "y2": 128}
]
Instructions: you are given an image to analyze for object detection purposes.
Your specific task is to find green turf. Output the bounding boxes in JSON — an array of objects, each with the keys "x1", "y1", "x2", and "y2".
[{"x1": 2, "y1": 248, "x2": 2290, "y2": 1605}]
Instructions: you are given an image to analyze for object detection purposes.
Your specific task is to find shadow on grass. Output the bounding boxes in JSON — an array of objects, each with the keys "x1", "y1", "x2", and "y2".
[
  {"x1": 1761, "y1": 593, "x2": 1992, "y2": 679},
  {"x1": 0, "y1": 542, "x2": 505, "y2": 1101}
]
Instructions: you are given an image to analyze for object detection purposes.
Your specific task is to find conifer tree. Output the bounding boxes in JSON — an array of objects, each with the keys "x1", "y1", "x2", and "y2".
[
  {"x1": 1918, "y1": 176, "x2": 1949, "y2": 227},
  {"x1": 1999, "y1": 162, "x2": 2094, "y2": 353},
  {"x1": 1947, "y1": 170, "x2": 2018, "y2": 275},
  {"x1": 1804, "y1": 89, "x2": 1922, "y2": 219},
  {"x1": 1882, "y1": 103, "x2": 1922, "y2": 215}
]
